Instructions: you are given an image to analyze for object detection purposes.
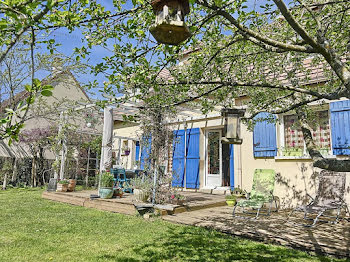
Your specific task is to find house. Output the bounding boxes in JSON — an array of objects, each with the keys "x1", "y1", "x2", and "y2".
[
  {"x1": 0, "y1": 70, "x2": 92, "y2": 159},
  {"x1": 0, "y1": 70, "x2": 102, "y2": 187},
  {"x1": 112, "y1": 56, "x2": 350, "y2": 209}
]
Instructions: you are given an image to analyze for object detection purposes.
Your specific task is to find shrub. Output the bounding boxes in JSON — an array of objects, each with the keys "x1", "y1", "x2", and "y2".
[
  {"x1": 130, "y1": 176, "x2": 152, "y2": 191},
  {"x1": 100, "y1": 172, "x2": 114, "y2": 188},
  {"x1": 226, "y1": 195, "x2": 240, "y2": 200},
  {"x1": 58, "y1": 180, "x2": 69, "y2": 185}
]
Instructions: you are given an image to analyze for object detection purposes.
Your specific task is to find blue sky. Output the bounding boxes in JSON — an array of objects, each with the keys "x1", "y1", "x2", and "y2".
[{"x1": 36, "y1": 0, "x2": 290, "y2": 100}]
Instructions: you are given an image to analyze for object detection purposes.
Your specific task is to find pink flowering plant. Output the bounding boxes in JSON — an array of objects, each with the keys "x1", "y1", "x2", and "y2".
[{"x1": 170, "y1": 192, "x2": 186, "y2": 201}]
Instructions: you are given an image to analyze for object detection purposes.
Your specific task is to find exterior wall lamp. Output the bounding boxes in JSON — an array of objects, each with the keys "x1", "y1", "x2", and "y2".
[{"x1": 221, "y1": 108, "x2": 246, "y2": 144}]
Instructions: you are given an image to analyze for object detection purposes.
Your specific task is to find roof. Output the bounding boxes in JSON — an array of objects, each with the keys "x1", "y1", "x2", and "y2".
[{"x1": 0, "y1": 70, "x2": 90, "y2": 112}]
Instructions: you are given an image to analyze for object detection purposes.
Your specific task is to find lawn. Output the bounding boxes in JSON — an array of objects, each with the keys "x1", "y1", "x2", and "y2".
[{"x1": 0, "y1": 189, "x2": 347, "y2": 262}]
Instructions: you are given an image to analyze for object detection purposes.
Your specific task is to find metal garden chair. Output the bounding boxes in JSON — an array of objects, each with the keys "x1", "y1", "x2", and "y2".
[
  {"x1": 288, "y1": 170, "x2": 348, "y2": 227},
  {"x1": 111, "y1": 167, "x2": 133, "y2": 193},
  {"x1": 233, "y1": 169, "x2": 278, "y2": 219}
]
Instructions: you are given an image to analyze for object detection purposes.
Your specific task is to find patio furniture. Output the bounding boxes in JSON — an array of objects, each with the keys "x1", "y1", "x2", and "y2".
[
  {"x1": 233, "y1": 169, "x2": 278, "y2": 219},
  {"x1": 288, "y1": 170, "x2": 347, "y2": 227},
  {"x1": 110, "y1": 167, "x2": 133, "y2": 193}
]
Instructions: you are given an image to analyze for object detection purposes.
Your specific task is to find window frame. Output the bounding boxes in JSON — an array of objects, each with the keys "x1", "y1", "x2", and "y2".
[{"x1": 276, "y1": 106, "x2": 334, "y2": 159}]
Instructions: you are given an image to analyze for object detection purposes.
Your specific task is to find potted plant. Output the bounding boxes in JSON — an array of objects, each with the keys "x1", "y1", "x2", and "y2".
[
  {"x1": 98, "y1": 172, "x2": 114, "y2": 199},
  {"x1": 57, "y1": 179, "x2": 69, "y2": 192},
  {"x1": 170, "y1": 192, "x2": 186, "y2": 205},
  {"x1": 131, "y1": 176, "x2": 151, "y2": 202},
  {"x1": 225, "y1": 195, "x2": 237, "y2": 206},
  {"x1": 232, "y1": 187, "x2": 243, "y2": 195},
  {"x1": 226, "y1": 187, "x2": 246, "y2": 206},
  {"x1": 113, "y1": 187, "x2": 124, "y2": 198},
  {"x1": 122, "y1": 147, "x2": 130, "y2": 156},
  {"x1": 282, "y1": 147, "x2": 303, "y2": 156}
]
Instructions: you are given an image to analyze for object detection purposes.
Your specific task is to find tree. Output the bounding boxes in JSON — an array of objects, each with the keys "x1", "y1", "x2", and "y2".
[
  {"x1": 1, "y1": 0, "x2": 349, "y2": 172},
  {"x1": 0, "y1": 0, "x2": 138, "y2": 142},
  {"x1": 78, "y1": 0, "x2": 350, "y2": 172},
  {"x1": 19, "y1": 127, "x2": 55, "y2": 187},
  {"x1": 1, "y1": 158, "x2": 13, "y2": 190}
]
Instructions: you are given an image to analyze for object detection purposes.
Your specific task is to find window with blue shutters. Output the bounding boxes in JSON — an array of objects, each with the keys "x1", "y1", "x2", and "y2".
[
  {"x1": 185, "y1": 128, "x2": 200, "y2": 189},
  {"x1": 172, "y1": 129, "x2": 185, "y2": 187},
  {"x1": 172, "y1": 128, "x2": 201, "y2": 188},
  {"x1": 330, "y1": 100, "x2": 350, "y2": 155},
  {"x1": 253, "y1": 112, "x2": 277, "y2": 157}
]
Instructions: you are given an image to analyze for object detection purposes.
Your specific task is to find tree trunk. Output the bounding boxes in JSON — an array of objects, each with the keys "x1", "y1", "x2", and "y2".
[
  {"x1": 38, "y1": 147, "x2": 44, "y2": 186},
  {"x1": 2, "y1": 172, "x2": 7, "y2": 190},
  {"x1": 75, "y1": 157, "x2": 79, "y2": 180},
  {"x1": 296, "y1": 108, "x2": 350, "y2": 172},
  {"x1": 31, "y1": 158, "x2": 37, "y2": 187}
]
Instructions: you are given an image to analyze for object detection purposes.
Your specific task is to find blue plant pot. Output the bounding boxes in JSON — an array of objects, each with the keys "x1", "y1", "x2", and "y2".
[{"x1": 99, "y1": 187, "x2": 114, "y2": 199}]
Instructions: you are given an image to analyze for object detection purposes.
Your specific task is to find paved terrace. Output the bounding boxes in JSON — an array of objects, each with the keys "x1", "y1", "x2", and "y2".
[
  {"x1": 42, "y1": 190, "x2": 350, "y2": 258},
  {"x1": 163, "y1": 205, "x2": 350, "y2": 258}
]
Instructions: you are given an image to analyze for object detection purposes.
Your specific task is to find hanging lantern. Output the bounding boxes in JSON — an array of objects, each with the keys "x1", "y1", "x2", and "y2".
[
  {"x1": 150, "y1": 0, "x2": 191, "y2": 45},
  {"x1": 221, "y1": 108, "x2": 246, "y2": 144}
]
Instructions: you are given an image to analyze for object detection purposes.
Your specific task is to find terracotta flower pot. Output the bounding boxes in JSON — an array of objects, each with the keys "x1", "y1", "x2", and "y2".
[
  {"x1": 113, "y1": 188, "x2": 124, "y2": 198},
  {"x1": 67, "y1": 179, "x2": 76, "y2": 192}
]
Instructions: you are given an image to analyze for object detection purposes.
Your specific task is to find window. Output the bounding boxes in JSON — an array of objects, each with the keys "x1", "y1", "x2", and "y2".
[{"x1": 282, "y1": 111, "x2": 331, "y2": 156}]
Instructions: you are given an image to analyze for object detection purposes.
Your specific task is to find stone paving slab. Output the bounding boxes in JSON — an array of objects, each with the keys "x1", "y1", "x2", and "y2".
[{"x1": 163, "y1": 205, "x2": 350, "y2": 258}]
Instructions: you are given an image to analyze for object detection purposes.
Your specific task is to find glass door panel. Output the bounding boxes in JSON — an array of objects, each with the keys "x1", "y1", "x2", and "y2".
[{"x1": 206, "y1": 131, "x2": 222, "y2": 187}]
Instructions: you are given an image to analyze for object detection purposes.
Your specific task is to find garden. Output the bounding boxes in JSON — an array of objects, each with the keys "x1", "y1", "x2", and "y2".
[{"x1": 0, "y1": 188, "x2": 347, "y2": 262}]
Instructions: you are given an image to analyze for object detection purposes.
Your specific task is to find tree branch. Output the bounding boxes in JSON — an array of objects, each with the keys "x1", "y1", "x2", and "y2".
[
  {"x1": 296, "y1": 107, "x2": 350, "y2": 172},
  {"x1": 0, "y1": 1, "x2": 60, "y2": 64},
  {"x1": 157, "y1": 80, "x2": 339, "y2": 100},
  {"x1": 244, "y1": 97, "x2": 320, "y2": 120},
  {"x1": 273, "y1": 0, "x2": 350, "y2": 90},
  {"x1": 295, "y1": 0, "x2": 321, "y2": 30},
  {"x1": 273, "y1": 0, "x2": 320, "y2": 49},
  {"x1": 197, "y1": 1, "x2": 315, "y2": 53},
  {"x1": 35, "y1": 5, "x2": 144, "y2": 31}
]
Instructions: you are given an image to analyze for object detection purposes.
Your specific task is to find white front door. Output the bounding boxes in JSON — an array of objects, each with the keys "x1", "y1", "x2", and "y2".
[{"x1": 205, "y1": 130, "x2": 222, "y2": 187}]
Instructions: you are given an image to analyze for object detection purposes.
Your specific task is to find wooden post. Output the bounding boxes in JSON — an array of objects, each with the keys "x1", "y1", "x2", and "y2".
[
  {"x1": 59, "y1": 113, "x2": 68, "y2": 180},
  {"x1": 117, "y1": 138, "x2": 122, "y2": 165},
  {"x1": 99, "y1": 107, "x2": 114, "y2": 195},
  {"x1": 86, "y1": 146, "x2": 91, "y2": 187},
  {"x1": 75, "y1": 151, "x2": 79, "y2": 180},
  {"x1": 31, "y1": 158, "x2": 36, "y2": 187},
  {"x1": 152, "y1": 166, "x2": 158, "y2": 205},
  {"x1": 11, "y1": 158, "x2": 17, "y2": 185},
  {"x1": 54, "y1": 112, "x2": 64, "y2": 179}
]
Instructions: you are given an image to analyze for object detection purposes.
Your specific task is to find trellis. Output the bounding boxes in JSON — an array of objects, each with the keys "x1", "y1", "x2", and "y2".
[{"x1": 56, "y1": 103, "x2": 102, "y2": 180}]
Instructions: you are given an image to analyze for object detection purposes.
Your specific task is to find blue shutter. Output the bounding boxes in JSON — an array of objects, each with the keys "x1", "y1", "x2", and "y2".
[
  {"x1": 229, "y1": 144, "x2": 234, "y2": 190},
  {"x1": 135, "y1": 141, "x2": 140, "y2": 162},
  {"x1": 185, "y1": 128, "x2": 200, "y2": 189},
  {"x1": 172, "y1": 130, "x2": 185, "y2": 187},
  {"x1": 253, "y1": 112, "x2": 277, "y2": 157},
  {"x1": 330, "y1": 100, "x2": 350, "y2": 155},
  {"x1": 140, "y1": 136, "x2": 152, "y2": 170}
]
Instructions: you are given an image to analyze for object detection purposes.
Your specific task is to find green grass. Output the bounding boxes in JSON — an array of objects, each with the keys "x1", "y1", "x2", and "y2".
[{"x1": 0, "y1": 189, "x2": 347, "y2": 262}]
